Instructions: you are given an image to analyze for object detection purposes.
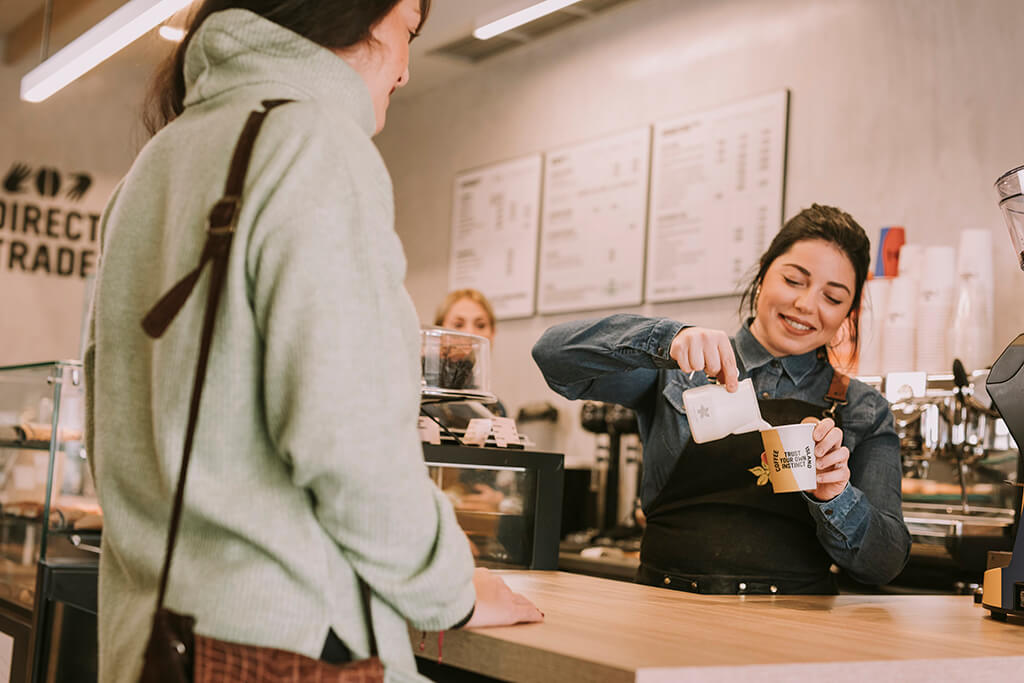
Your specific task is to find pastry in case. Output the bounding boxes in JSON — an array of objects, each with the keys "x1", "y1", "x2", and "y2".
[{"x1": 420, "y1": 328, "x2": 496, "y2": 404}]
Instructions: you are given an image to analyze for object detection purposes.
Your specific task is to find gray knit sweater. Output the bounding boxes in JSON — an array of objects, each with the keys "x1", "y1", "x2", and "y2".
[{"x1": 84, "y1": 10, "x2": 475, "y2": 682}]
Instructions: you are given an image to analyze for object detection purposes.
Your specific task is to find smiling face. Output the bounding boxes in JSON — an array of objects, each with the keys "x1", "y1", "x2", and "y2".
[
  {"x1": 335, "y1": 0, "x2": 422, "y2": 134},
  {"x1": 441, "y1": 297, "x2": 495, "y2": 343},
  {"x1": 749, "y1": 239, "x2": 857, "y2": 358}
]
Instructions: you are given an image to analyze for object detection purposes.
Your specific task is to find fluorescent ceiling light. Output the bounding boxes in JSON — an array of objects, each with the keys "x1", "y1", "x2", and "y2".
[
  {"x1": 158, "y1": 25, "x2": 186, "y2": 42},
  {"x1": 473, "y1": 0, "x2": 584, "y2": 40},
  {"x1": 20, "y1": 0, "x2": 196, "y2": 103}
]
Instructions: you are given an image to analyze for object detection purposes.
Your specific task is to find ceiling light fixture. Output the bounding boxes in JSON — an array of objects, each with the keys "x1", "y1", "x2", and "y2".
[
  {"x1": 473, "y1": 0, "x2": 584, "y2": 40},
  {"x1": 158, "y1": 25, "x2": 186, "y2": 42},
  {"x1": 20, "y1": 0, "x2": 196, "y2": 103}
]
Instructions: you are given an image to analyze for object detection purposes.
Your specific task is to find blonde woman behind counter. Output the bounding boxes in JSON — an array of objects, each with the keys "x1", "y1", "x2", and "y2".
[
  {"x1": 85, "y1": 2, "x2": 540, "y2": 681},
  {"x1": 435, "y1": 288, "x2": 506, "y2": 417}
]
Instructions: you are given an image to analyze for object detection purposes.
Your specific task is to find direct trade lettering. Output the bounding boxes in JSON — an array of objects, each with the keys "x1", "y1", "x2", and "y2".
[
  {"x1": 0, "y1": 199, "x2": 100, "y2": 243},
  {"x1": 0, "y1": 239, "x2": 96, "y2": 278}
]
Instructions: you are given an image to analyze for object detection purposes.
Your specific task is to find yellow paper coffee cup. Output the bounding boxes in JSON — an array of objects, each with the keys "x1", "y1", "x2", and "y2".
[{"x1": 759, "y1": 423, "x2": 816, "y2": 493}]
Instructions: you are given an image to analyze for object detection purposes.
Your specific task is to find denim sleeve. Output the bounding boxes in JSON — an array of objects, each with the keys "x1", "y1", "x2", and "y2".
[
  {"x1": 802, "y1": 392, "x2": 911, "y2": 585},
  {"x1": 531, "y1": 314, "x2": 687, "y2": 410}
]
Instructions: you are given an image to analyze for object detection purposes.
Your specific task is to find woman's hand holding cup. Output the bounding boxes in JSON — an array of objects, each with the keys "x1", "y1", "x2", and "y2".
[
  {"x1": 806, "y1": 417, "x2": 850, "y2": 501},
  {"x1": 669, "y1": 327, "x2": 740, "y2": 392}
]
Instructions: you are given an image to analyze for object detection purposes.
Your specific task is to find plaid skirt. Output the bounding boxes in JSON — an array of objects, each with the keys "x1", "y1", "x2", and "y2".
[{"x1": 194, "y1": 635, "x2": 383, "y2": 683}]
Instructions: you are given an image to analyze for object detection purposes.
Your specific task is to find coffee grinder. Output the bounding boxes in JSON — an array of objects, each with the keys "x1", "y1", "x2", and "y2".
[{"x1": 980, "y1": 165, "x2": 1024, "y2": 620}]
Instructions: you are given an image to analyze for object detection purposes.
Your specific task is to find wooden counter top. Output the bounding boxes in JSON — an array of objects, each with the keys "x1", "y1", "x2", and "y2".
[{"x1": 414, "y1": 571, "x2": 1024, "y2": 682}]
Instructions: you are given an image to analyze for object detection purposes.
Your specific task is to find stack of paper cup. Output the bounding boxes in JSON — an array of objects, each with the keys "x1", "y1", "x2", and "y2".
[
  {"x1": 915, "y1": 246, "x2": 956, "y2": 373},
  {"x1": 897, "y1": 244, "x2": 925, "y2": 282},
  {"x1": 857, "y1": 277, "x2": 890, "y2": 376},
  {"x1": 950, "y1": 230, "x2": 995, "y2": 372},
  {"x1": 881, "y1": 275, "x2": 918, "y2": 373},
  {"x1": 957, "y1": 229, "x2": 994, "y2": 299}
]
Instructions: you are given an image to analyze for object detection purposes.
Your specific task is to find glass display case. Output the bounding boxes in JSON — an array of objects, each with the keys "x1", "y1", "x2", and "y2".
[
  {"x1": 0, "y1": 361, "x2": 99, "y2": 682},
  {"x1": 423, "y1": 444, "x2": 563, "y2": 570},
  {"x1": 420, "y1": 328, "x2": 496, "y2": 404},
  {"x1": 0, "y1": 362, "x2": 98, "y2": 609}
]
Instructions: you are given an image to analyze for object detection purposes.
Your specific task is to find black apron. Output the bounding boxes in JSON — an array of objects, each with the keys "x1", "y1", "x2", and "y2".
[{"x1": 637, "y1": 371, "x2": 849, "y2": 595}]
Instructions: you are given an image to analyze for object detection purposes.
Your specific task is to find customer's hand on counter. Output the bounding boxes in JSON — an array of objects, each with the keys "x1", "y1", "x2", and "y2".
[{"x1": 464, "y1": 568, "x2": 544, "y2": 628}]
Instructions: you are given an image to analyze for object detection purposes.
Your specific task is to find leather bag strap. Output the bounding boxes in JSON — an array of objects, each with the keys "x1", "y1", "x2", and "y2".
[{"x1": 141, "y1": 99, "x2": 291, "y2": 610}]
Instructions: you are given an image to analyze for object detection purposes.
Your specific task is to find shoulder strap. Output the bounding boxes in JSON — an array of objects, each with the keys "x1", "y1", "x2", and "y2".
[{"x1": 141, "y1": 99, "x2": 291, "y2": 610}]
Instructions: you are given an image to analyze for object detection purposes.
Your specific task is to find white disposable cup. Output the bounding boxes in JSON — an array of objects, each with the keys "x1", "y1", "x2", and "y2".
[
  {"x1": 682, "y1": 378, "x2": 763, "y2": 444},
  {"x1": 882, "y1": 276, "x2": 918, "y2": 372},
  {"x1": 897, "y1": 244, "x2": 925, "y2": 282},
  {"x1": 759, "y1": 423, "x2": 817, "y2": 493}
]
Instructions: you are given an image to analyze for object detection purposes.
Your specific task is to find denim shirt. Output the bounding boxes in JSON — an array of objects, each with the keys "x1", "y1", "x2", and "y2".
[{"x1": 533, "y1": 314, "x2": 911, "y2": 585}]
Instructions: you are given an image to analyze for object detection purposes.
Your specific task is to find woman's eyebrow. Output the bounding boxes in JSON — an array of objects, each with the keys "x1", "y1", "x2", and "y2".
[{"x1": 781, "y1": 262, "x2": 851, "y2": 294}]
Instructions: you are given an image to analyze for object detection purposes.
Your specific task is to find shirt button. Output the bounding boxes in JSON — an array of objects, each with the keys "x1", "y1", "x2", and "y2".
[
  {"x1": 657, "y1": 346, "x2": 665, "y2": 355},
  {"x1": 762, "y1": 392, "x2": 770, "y2": 399},
  {"x1": 771, "y1": 360, "x2": 780, "y2": 368},
  {"x1": 824, "y1": 509, "x2": 833, "y2": 516}
]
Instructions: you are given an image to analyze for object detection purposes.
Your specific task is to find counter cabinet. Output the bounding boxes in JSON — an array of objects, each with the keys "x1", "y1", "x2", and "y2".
[{"x1": 415, "y1": 571, "x2": 1024, "y2": 682}]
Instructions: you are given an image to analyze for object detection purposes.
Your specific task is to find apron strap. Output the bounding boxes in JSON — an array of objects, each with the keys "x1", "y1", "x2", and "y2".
[{"x1": 823, "y1": 369, "x2": 850, "y2": 421}]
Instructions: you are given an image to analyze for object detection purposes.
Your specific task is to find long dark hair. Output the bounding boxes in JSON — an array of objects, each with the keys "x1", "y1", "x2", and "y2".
[
  {"x1": 739, "y1": 203, "x2": 872, "y2": 353},
  {"x1": 143, "y1": 0, "x2": 431, "y2": 135}
]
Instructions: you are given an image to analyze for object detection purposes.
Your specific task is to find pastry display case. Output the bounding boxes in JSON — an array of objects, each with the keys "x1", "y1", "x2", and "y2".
[
  {"x1": 0, "y1": 361, "x2": 99, "y2": 682},
  {"x1": 0, "y1": 361, "x2": 98, "y2": 610},
  {"x1": 420, "y1": 328, "x2": 496, "y2": 404},
  {"x1": 423, "y1": 444, "x2": 563, "y2": 570}
]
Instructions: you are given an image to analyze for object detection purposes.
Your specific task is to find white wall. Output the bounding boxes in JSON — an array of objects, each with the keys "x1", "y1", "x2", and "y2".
[
  {"x1": 0, "y1": 2, "x2": 157, "y2": 364},
  {"x1": 376, "y1": 0, "x2": 1024, "y2": 464}
]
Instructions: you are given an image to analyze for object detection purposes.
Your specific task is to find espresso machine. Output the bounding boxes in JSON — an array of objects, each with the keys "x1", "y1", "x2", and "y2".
[{"x1": 980, "y1": 165, "x2": 1024, "y2": 620}]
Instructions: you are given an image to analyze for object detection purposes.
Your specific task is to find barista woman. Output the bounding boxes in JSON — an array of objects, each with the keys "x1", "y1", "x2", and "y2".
[{"x1": 533, "y1": 205, "x2": 910, "y2": 594}]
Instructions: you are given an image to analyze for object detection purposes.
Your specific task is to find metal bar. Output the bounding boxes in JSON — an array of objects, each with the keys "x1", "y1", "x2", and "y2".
[{"x1": 39, "y1": 0, "x2": 54, "y2": 63}]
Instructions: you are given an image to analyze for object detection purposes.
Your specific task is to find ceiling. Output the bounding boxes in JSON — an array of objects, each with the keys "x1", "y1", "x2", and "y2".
[
  {"x1": 2, "y1": 0, "x2": 545, "y2": 99},
  {"x1": 0, "y1": 0, "x2": 40, "y2": 35}
]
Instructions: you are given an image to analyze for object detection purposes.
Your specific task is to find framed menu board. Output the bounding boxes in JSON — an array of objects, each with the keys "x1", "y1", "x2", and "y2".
[
  {"x1": 537, "y1": 127, "x2": 650, "y2": 314},
  {"x1": 645, "y1": 90, "x2": 789, "y2": 303},
  {"x1": 448, "y1": 155, "x2": 542, "y2": 319}
]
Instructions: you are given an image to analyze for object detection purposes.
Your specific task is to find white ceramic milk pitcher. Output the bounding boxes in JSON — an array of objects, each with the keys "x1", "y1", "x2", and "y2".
[{"x1": 682, "y1": 378, "x2": 764, "y2": 443}]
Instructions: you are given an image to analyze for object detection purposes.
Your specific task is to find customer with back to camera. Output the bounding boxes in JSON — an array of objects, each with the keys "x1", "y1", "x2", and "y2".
[
  {"x1": 533, "y1": 204, "x2": 910, "y2": 594},
  {"x1": 85, "y1": 1, "x2": 541, "y2": 681}
]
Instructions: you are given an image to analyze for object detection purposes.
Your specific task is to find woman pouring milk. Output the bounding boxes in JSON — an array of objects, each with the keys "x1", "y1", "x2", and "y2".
[{"x1": 533, "y1": 205, "x2": 910, "y2": 594}]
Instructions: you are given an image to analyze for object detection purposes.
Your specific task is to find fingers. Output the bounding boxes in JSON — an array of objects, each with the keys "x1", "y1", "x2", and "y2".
[
  {"x1": 814, "y1": 428, "x2": 843, "y2": 459},
  {"x1": 671, "y1": 328, "x2": 737, "y2": 388},
  {"x1": 703, "y1": 344, "x2": 722, "y2": 381},
  {"x1": 816, "y1": 462, "x2": 850, "y2": 485},
  {"x1": 816, "y1": 445, "x2": 849, "y2": 471},
  {"x1": 717, "y1": 337, "x2": 739, "y2": 391},
  {"x1": 812, "y1": 418, "x2": 835, "y2": 442},
  {"x1": 512, "y1": 592, "x2": 544, "y2": 623}
]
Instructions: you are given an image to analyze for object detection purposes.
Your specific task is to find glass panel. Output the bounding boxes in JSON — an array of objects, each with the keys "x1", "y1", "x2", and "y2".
[
  {"x1": 0, "y1": 361, "x2": 95, "y2": 609},
  {"x1": 428, "y1": 463, "x2": 536, "y2": 568}
]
